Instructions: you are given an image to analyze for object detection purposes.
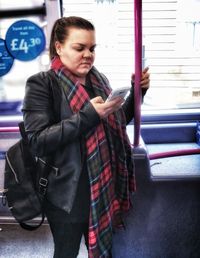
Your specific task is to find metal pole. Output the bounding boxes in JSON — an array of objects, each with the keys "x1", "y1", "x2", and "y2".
[{"x1": 134, "y1": 0, "x2": 142, "y2": 147}]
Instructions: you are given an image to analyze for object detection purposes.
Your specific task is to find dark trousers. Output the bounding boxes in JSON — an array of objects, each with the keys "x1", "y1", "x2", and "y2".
[{"x1": 48, "y1": 220, "x2": 89, "y2": 258}]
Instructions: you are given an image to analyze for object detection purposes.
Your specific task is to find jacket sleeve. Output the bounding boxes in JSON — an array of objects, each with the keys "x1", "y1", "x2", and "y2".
[
  {"x1": 22, "y1": 72, "x2": 100, "y2": 157},
  {"x1": 122, "y1": 85, "x2": 147, "y2": 125}
]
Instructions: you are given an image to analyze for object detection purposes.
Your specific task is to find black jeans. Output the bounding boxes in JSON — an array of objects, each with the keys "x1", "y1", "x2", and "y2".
[{"x1": 48, "y1": 220, "x2": 89, "y2": 258}]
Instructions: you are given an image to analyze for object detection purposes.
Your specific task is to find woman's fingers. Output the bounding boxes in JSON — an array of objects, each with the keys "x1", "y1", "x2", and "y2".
[
  {"x1": 141, "y1": 67, "x2": 150, "y2": 89},
  {"x1": 90, "y1": 96, "x2": 124, "y2": 119},
  {"x1": 131, "y1": 66, "x2": 150, "y2": 87}
]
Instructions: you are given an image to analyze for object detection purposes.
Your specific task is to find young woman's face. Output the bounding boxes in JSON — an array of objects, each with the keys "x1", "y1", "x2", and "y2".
[{"x1": 55, "y1": 28, "x2": 96, "y2": 80}]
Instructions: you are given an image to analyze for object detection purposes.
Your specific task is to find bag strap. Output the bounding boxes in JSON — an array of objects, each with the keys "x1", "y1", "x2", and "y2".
[
  {"x1": 19, "y1": 213, "x2": 45, "y2": 231},
  {"x1": 18, "y1": 121, "x2": 27, "y2": 142},
  {"x1": 47, "y1": 69, "x2": 62, "y2": 121},
  {"x1": 37, "y1": 158, "x2": 51, "y2": 197}
]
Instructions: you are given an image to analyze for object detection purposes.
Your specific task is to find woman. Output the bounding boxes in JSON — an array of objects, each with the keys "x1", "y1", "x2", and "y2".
[{"x1": 23, "y1": 16, "x2": 149, "y2": 258}]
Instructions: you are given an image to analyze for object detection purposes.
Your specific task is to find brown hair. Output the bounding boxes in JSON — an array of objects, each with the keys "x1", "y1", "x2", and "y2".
[{"x1": 49, "y1": 16, "x2": 95, "y2": 60}]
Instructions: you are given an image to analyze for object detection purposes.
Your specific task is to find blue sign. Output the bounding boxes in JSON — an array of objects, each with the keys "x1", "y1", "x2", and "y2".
[
  {"x1": 0, "y1": 38, "x2": 14, "y2": 77},
  {"x1": 5, "y1": 20, "x2": 46, "y2": 61}
]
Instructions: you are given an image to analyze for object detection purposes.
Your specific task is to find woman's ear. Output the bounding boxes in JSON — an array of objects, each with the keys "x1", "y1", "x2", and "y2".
[{"x1": 55, "y1": 41, "x2": 62, "y2": 56}]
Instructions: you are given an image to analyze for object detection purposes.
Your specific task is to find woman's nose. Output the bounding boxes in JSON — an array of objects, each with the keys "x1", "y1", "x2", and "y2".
[{"x1": 83, "y1": 49, "x2": 93, "y2": 58}]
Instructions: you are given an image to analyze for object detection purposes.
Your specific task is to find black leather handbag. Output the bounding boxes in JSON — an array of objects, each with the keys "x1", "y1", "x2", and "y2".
[{"x1": 3, "y1": 122, "x2": 49, "y2": 230}]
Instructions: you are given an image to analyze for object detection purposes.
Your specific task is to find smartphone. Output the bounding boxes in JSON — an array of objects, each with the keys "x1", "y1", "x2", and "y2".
[{"x1": 106, "y1": 86, "x2": 130, "y2": 102}]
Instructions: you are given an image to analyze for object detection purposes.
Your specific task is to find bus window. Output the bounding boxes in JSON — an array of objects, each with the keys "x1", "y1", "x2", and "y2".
[
  {"x1": 0, "y1": 0, "x2": 200, "y2": 122},
  {"x1": 0, "y1": 0, "x2": 49, "y2": 116},
  {"x1": 61, "y1": 0, "x2": 200, "y2": 113}
]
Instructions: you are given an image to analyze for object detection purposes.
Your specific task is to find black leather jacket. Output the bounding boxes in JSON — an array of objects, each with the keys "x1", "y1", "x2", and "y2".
[{"x1": 22, "y1": 70, "x2": 137, "y2": 213}]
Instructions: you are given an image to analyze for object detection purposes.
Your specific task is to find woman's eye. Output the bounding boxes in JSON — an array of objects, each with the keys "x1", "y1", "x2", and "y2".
[
  {"x1": 76, "y1": 48, "x2": 84, "y2": 52},
  {"x1": 74, "y1": 45, "x2": 96, "y2": 52},
  {"x1": 90, "y1": 47, "x2": 95, "y2": 52}
]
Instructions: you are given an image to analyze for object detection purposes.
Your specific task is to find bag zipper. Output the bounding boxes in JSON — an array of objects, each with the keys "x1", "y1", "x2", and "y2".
[
  {"x1": 37, "y1": 157, "x2": 59, "y2": 176},
  {"x1": 5, "y1": 152, "x2": 19, "y2": 183}
]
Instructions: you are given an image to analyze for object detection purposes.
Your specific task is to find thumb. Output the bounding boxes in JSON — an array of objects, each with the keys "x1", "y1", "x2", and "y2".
[
  {"x1": 91, "y1": 96, "x2": 104, "y2": 104},
  {"x1": 142, "y1": 66, "x2": 149, "y2": 74},
  {"x1": 131, "y1": 73, "x2": 135, "y2": 81}
]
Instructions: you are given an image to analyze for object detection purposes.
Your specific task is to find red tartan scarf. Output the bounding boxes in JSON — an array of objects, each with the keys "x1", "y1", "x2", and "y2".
[{"x1": 51, "y1": 56, "x2": 135, "y2": 257}]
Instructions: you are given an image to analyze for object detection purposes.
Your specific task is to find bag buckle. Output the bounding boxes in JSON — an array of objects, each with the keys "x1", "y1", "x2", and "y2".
[
  {"x1": 0, "y1": 189, "x2": 8, "y2": 206},
  {"x1": 39, "y1": 178, "x2": 48, "y2": 196},
  {"x1": 39, "y1": 178, "x2": 48, "y2": 187}
]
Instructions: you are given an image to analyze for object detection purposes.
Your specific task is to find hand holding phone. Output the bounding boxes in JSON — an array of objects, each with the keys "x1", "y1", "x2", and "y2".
[{"x1": 106, "y1": 86, "x2": 130, "y2": 102}]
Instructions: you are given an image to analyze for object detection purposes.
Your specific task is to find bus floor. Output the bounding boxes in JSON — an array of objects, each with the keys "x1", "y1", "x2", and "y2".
[{"x1": 0, "y1": 224, "x2": 88, "y2": 258}]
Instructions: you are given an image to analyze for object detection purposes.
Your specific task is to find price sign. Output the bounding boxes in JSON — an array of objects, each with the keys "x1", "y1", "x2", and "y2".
[
  {"x1": 5, "y1": 20, "x2": 46, "y2": 61},
  {"x1": 0, "y1": 38, "x2": 14, "y2": 77}
]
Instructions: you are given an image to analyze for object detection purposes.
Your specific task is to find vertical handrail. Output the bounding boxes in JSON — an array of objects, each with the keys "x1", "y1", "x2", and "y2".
[{"x1": 134, "y1": 0, "x2": 142, "y2": 147}]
